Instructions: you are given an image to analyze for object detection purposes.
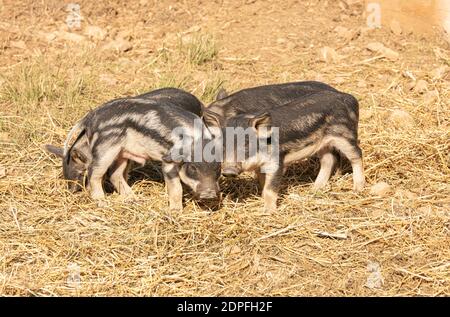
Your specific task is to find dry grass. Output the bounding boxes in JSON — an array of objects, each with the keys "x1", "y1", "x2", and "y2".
[
  {"x1": 182, "y1": 33, "x2": 218, "y2": 66},
  {"x1": 0, "y1": 0, "x2": 449, "y2": 296}
]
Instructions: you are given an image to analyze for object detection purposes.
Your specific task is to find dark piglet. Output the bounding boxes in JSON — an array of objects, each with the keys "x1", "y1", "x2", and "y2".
[
  {"x1": 204, "y1": 90, "x2": 365, "y2": 211},
  {"x1": 44, "y1": 88, "x2": 219, "y2": 210}
]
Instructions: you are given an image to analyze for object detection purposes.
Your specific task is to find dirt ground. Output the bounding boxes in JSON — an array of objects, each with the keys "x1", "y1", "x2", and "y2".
[{"x1": 0, "y1": 0, "x2": 449, "y2": 296}]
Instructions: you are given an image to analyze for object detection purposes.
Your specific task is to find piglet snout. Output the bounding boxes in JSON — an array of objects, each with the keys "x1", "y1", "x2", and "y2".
[
  {"x1": 222, "y1": 167, "x2": 240, "y2": 177},
  {"x1": 198, "y1": 189, "x2": 218, "y2": 200}
]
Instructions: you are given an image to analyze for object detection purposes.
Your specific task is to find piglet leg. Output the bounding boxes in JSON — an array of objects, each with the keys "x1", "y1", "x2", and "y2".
[
  {"x1": 162, "y1": 162, "x2": 183, "y2": 211},
  {"x1": 261, "y1": 166, "x2": 283, "y2": 212},
  {"x1": 88, "y1": 147, "x2": 121, "y2": 201},
  {"x1": 110, "y1": 157, "x2": 134, "y2": 198},
  {"x1": 331, "y1": 137, "x2": 365, "y2": 192},
  {"x1": 313, "y1": 149, "x2": 337, "y2": 190}
]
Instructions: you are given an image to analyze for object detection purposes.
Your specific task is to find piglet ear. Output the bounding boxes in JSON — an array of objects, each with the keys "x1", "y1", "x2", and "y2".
[
  {"x1": 251, "y1": 112, "x2": 272, "y2": 139},
  {"x1": 202, "y1": 109, "x2": 222, "y2": 128},
  {"x1": 71, "y1": 148, "x2": 88, "y2": 164},
  {"x1": 43, "y1": 144, "x2": 64, "y2": 158},
  {"x1": 251, "y1": 112, "x2": 272, "y2": 130},
  {"x1": 215, "y1": 88, "x2": 229, "y2": 101}
]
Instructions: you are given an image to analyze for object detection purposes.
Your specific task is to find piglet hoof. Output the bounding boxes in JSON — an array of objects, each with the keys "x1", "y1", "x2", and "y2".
[
  {"x1": 312, "y1": 178, "x2": 327, "y2": 189},
  {"x1": 263, "y1": 204, "x2": 277, "y2": 213},
  {"x1": 353, "y1": 181, "x2": 365, "y2": 193},
  {"x1": 118, "y1": 186, "x2": 135, "y2": 197},
  {"x1": 311, "y1": 184, "x2": 328, "y2": 193},
  {"x1": 122, "y1": 193, "x2": 138, "y2": 203},
  {"x1": 96, "y1": 200, "x2": 109, "y2": 208},
  {"x1": 169, "y1": 203, "x2": 183, "y2": 212}
]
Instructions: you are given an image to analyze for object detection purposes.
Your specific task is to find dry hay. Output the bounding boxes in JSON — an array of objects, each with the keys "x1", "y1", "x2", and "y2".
[{"x1": 0, "y1": 0, "x2": 449, "y2": 296}]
